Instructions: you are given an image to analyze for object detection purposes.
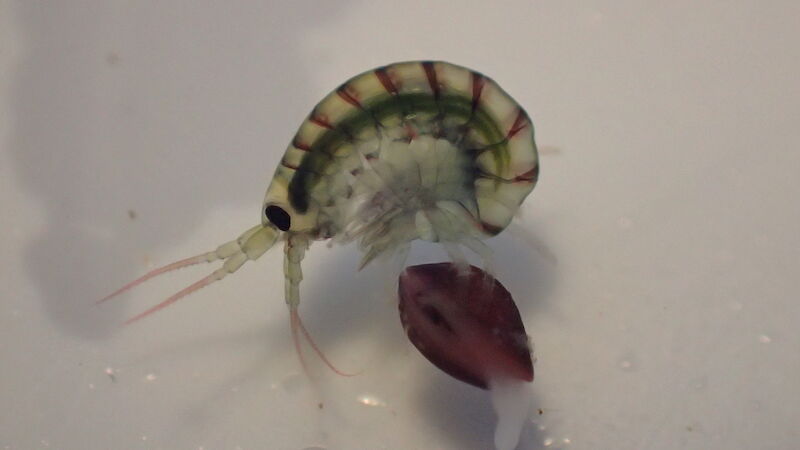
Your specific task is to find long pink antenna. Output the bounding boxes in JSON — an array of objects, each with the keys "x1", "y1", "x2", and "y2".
[
  {"x1": 98, "y1": 253, "x2": 212, "y2": 304},
  {"x1": 290, "y1": 307, "x2": 360, "y2": 377},
  {"x1": 123, "y1": 270, "x2": 221, "y2": 325},
  {"x1": 290, "y1": 309, "x2": 311, "y2": 376}
]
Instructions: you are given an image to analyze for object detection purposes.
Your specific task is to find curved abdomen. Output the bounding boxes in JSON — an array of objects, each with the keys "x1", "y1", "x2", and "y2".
[{"x1": 264, "y1": 61, "x2": 539, "y2": 237}]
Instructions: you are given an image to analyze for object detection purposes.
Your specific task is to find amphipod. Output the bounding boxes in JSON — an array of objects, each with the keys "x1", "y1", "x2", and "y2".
[{"x1": 101, "y1": 61, "x2": 540, "y2": 371}]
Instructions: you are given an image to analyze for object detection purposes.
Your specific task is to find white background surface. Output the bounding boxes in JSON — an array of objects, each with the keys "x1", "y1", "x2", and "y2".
[{"x1": 2, "y1": 1, "x2": 799, "y2": 449}]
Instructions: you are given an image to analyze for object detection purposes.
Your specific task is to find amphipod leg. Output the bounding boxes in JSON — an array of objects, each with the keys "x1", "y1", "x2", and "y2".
[
  {"x1": 434, "y1": 200, "x2": 497, "y2": 277},
  {"x1": 284, "y1": 233, "x2": 358, "y2": 377},
  {"x1": 100, "y1": 224, "x2": 279, "y2": 324}
]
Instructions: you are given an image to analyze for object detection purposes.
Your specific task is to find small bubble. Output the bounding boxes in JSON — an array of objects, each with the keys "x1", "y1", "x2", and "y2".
[
  {"x1": 40, "y1": 440, "x2": 50, "y2": 447},
  {"x1": 141, "y1": 436, "x2": 148, "y2": 441},
  {"x1": 690, "y1": 376, "x2": 708, "y2": 390},
  {"x1": 88, "y1": 383, "x2": 95, "y2": 389},
  {"x1": 617, "y1": 216, "x2": 633, "y2": 229},
  {"x1": 543, "y1": 437, "x2": 554, "y2": 446},
  {"x1": 104, "y1": 367, "x2": 116, "y2": 382},
  {"x1": 563, "y1": 437, "x2": 572, "y2": 445},
  {"x1": 758, "y1": 334, "x2": 772, "y2": 344},
  {"x1": 144, "y1": 373, "x2": 157, "y2": 382},
  {"x1": 619, "y1": 359, "x2": 634, "y2": 371},
  {"x1": 357, "y1": 394, "x2": 387, "y2": 407},
  {"x1": 617, "y1": 353, "x2": 638, "y2": 372}
]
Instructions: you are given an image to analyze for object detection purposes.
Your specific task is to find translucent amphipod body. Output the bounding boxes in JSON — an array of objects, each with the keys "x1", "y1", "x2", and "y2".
[{"x1": 101, "y1": 61, "x2": 539, "y2": 372}]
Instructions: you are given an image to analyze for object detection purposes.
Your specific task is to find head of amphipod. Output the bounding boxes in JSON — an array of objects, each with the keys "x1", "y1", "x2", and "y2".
[{"x1": 261, "y1": 172, "x2": 320, "y2": 236}]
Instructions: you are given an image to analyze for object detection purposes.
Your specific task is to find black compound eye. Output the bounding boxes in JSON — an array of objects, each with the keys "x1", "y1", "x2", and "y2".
[{"x1": 265, "y1": 205, "x2": 291, "y2": 231}]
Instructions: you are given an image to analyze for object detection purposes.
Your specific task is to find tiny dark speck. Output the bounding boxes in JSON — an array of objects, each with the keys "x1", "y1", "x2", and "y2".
[
  {"x1": 127, "y1": 209, "x2": 137, "y2": 220},
  {"x1": 106, "y1": 52, "x2": 120, "y2": 66}
]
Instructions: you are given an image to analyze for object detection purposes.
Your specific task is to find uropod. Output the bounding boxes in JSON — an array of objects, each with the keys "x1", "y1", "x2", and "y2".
[{"x1": 102, "y1": 61, "x2": 539, "y2": 372}]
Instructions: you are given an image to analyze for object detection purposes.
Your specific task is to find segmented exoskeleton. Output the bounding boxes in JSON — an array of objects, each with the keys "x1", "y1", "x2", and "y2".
[{"x1": 102, "y1": 61, "x2": 539, "y2": 371}]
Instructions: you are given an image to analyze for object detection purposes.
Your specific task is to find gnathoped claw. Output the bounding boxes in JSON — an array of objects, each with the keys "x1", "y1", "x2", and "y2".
[{"x1": 398, "y1": 262, "x2": 533, "y2": 389}]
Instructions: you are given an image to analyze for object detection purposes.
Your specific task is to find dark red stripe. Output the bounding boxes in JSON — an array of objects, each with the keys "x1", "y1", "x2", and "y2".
[
  {"x1": 375, "y1": 67, "x2": 398, "y2": 95},
  {"x1": 506, "y1": 109, "x2": 529, "y2": 139},
  {"x1": 422, "y1": 61, "x2": 440, "y2": 100},
  {"x1": 309, "y1": 112, "x2": 334, "y2": 130},
  {"x1": 471, "y1": 72, "x2": 485, "y2": 112},
  {"x1": 476, "y1": 165, "x2": 538, "y2": 184},
  {"x1": 280, "y1": 160, "x2": 299, "y2": 171},
  {"x1": 513, "y1": 164, "x2": 539, "y2": 183},
  {"x1": 480, "y1": 221, "x2": 503, "y2": 235},
  {"x1": 336, "y1": 85, "x2": 363, "y2": 108},
  {"x1": 292, "y1": 137, "x2": 312, "y2": 152}
]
